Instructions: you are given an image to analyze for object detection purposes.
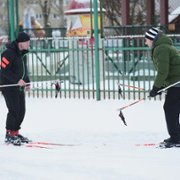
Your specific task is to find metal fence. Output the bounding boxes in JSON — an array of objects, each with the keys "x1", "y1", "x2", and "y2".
[
  {"x1": 28, "y1": 34, "x2": 180, "y2": 99},
  {"x1": 1, "y1": 34, "x2": 180, "y2": 100}
]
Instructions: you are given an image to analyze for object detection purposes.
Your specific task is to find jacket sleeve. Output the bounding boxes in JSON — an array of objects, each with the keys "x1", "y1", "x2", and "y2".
[
  {"x1": 153, "y1": 45, "x2": 169, "y2": 88},
  {"x1": 0, "y1": 52, "x2": 19, "y2": 84},
  {"x1": 23, "y1": 55, "x2": 30, "y2": 83}
]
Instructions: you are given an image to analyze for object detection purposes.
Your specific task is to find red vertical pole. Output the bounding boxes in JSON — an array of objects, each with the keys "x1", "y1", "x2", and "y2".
[
  {"x1": 121, "y1": 0, "x2": 130, "y2": 25},
  {"x1": 147, "y1": 0, "x2": 155, "y2": 25}
]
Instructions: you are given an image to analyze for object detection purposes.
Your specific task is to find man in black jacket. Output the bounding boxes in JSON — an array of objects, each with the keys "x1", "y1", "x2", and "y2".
[{"x1": 0, "y1": 32, "x2": 31, "y2": 146}]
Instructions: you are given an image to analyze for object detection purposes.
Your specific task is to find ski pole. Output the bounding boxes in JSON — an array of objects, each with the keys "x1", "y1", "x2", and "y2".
[
  {"x1": 119, "y1": 98, "x2": 145, "y2": 111},
  {"x1": 117, "y1": 81, "x2": 144, "y2": 91},
  {"x1": 118, "y1": 98, "x2": 145, "y2": 126},
  {"x1": 117, "y1": 81, "x2": 144, "y2": 98},
  {"x1": 118, "y1": 80, "x2": 180, "y2": 126},
  {"x1": 157, "y1": 80, "x2": 180, "y2": 93},
  {"x1": 117, "y1": 80, "x2": 180, "y2": 94},
  {"x1": 51, "y1": 81, "x2": 62, "y2": 98},
  {"x1": 0, "y1": 80, "x2": 63, "y2": 88},
  {"x1": 0, "y1": 82, "x2": 31, "y2": 88}
]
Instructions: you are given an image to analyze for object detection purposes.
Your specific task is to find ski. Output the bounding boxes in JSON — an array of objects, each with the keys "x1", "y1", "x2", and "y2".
[
  {"x1": 135, "y1": 142, "x2": 180, "y2": 149},
  {"x1": 4, "y1": 142, "x2": 51, "y2": 149},
  {"x1": 25, "y1": 144, "x2": 52, "y2": 149},
  {"x1": 135, "y1": 143, "x2": 157, "y2": 147},
  {"x1": 3, "y1": 141, "x2": 78, "y2": 149},
  {"x1": 29, "y1": 141, "x2": 76, "y2": 146}
]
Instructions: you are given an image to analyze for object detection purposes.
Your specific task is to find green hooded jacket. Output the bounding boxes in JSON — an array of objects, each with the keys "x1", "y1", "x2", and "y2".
[{"x1": 152, "y1": 33, "x2": 180, "y2": 88}]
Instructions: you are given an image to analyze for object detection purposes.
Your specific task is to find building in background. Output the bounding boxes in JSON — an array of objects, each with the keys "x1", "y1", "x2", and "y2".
[{"x1": 0, "y1": 0, "x2": 180, "y2": 36}]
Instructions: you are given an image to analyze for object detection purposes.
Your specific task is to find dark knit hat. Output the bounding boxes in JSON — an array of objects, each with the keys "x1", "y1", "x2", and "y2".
[
  {"x1": 145, "y1": 27, "x2": 159, "y2": 40},
  {"x1": 16, "y1": 32, "x2": 30, "y2": 43}
]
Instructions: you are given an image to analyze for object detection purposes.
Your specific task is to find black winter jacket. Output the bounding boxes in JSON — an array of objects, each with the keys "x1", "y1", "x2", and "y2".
[{"x1": 0, "y1": 41, "x2": 30, "y2": 90}]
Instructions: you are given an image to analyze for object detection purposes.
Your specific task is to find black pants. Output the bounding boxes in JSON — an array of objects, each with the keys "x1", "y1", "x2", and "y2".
[
  {"x1": 163, "y1": 87, "x2": 180, "y2": 141},
  {"x1": 2, "y1": 89, "x2": 25, "y2": 131}
]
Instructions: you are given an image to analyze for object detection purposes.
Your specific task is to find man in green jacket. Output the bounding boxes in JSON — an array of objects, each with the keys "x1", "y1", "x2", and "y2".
[{"x1": 145, "y1": 27, "x2": 180, "y2": 148}]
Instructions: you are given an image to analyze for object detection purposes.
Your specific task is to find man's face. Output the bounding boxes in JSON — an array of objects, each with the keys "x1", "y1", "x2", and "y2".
[
  {"x1": 18, "y1": 41, "x2": 30, "y2": 50},
  {"x1": 144, "y1": 38, "x2": 153, "y2": 48}
]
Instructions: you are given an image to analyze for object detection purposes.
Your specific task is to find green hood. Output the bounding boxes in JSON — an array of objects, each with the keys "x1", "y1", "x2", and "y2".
[{"x1": 154, "y1": 34, "x2": 173, "y2": 47}]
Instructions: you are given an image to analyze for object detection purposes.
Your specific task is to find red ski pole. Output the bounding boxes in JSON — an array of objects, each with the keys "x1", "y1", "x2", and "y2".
[
  {"x1": 118, "y1": 80, "x2": 180, "y2": 126},
  {"x1": 118, "y1": 98, "x2": 145, "y2": 126}
]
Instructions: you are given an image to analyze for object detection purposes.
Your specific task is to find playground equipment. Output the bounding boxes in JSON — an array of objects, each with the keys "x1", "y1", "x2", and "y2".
[{"x1": 65, "y1": 0, "x2": 105, "y2": 84}]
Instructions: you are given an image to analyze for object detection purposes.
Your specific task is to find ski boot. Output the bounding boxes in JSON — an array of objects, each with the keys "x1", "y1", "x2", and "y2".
[{"x1": 5, "y1": 132, "x2": 21, "y2": 146}]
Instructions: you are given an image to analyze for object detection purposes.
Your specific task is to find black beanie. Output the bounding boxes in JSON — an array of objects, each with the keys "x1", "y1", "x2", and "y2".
[
  {"x1": 145, "y1": 27, "x2": 159, "y2": 40},
  {"x1": 16, "y1": 32, "x2": 30, "y2": 43}
]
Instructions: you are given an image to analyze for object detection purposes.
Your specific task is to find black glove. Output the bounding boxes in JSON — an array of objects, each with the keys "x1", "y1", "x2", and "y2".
[{"x1": 149, "y1": 86, "x2": 162, "y2": 97}]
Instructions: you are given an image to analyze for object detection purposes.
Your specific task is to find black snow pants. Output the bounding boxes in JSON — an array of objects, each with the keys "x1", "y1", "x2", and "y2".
[
  {"x1": 163, "y1": 87, "x2": 180, "y2": 141},
  {"x1": 2, "y1": 88, "x2": 25, "y2": 131}
]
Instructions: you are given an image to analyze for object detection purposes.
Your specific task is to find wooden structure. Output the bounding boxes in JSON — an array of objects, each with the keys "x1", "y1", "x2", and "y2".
[
  {"x1": 168, "y1": 6, "x2": 180, "y2": 33},
  {"x1": 121, "y1": 0, "x2": 169, "y2": 26}
]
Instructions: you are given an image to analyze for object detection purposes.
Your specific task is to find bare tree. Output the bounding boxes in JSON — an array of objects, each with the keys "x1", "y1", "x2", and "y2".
[
  {"x1": 0, "y1": 0, "x2": 8, "y2": 35},
  {"x1": 130, "y1": 0, "x2": 146, "y2": 25},
  {"x1": 51, "y1": 0, "x2": 65, "y2": 28},
  {"x1": 102, "y1": 0, "x2": 146, "y2": 26},
  {"x1": 38, "y1": 0, "x2": 52, "y2": 27},
  {"x1": 101, "y1": 0, "x2": 122, "y2": 27}
]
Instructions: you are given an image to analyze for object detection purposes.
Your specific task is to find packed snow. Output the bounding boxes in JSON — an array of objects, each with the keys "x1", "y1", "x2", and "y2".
[{"x1": 0, "y1": 95, "x2": 180, "y2": 180}]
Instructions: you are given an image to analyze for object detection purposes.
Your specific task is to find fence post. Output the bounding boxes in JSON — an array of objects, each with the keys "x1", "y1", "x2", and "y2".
[
  {"x1": 7, "y1": 0, "x2": 16, "y2": 41},
  {"x1": 93, "y1": 0, "x2": 100, "y2": 100}
]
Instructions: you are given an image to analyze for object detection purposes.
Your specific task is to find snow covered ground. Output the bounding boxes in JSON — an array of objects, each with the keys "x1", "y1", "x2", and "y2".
[{"x1": 0, "y1": 95, "x2": 180, "y2": 180}]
